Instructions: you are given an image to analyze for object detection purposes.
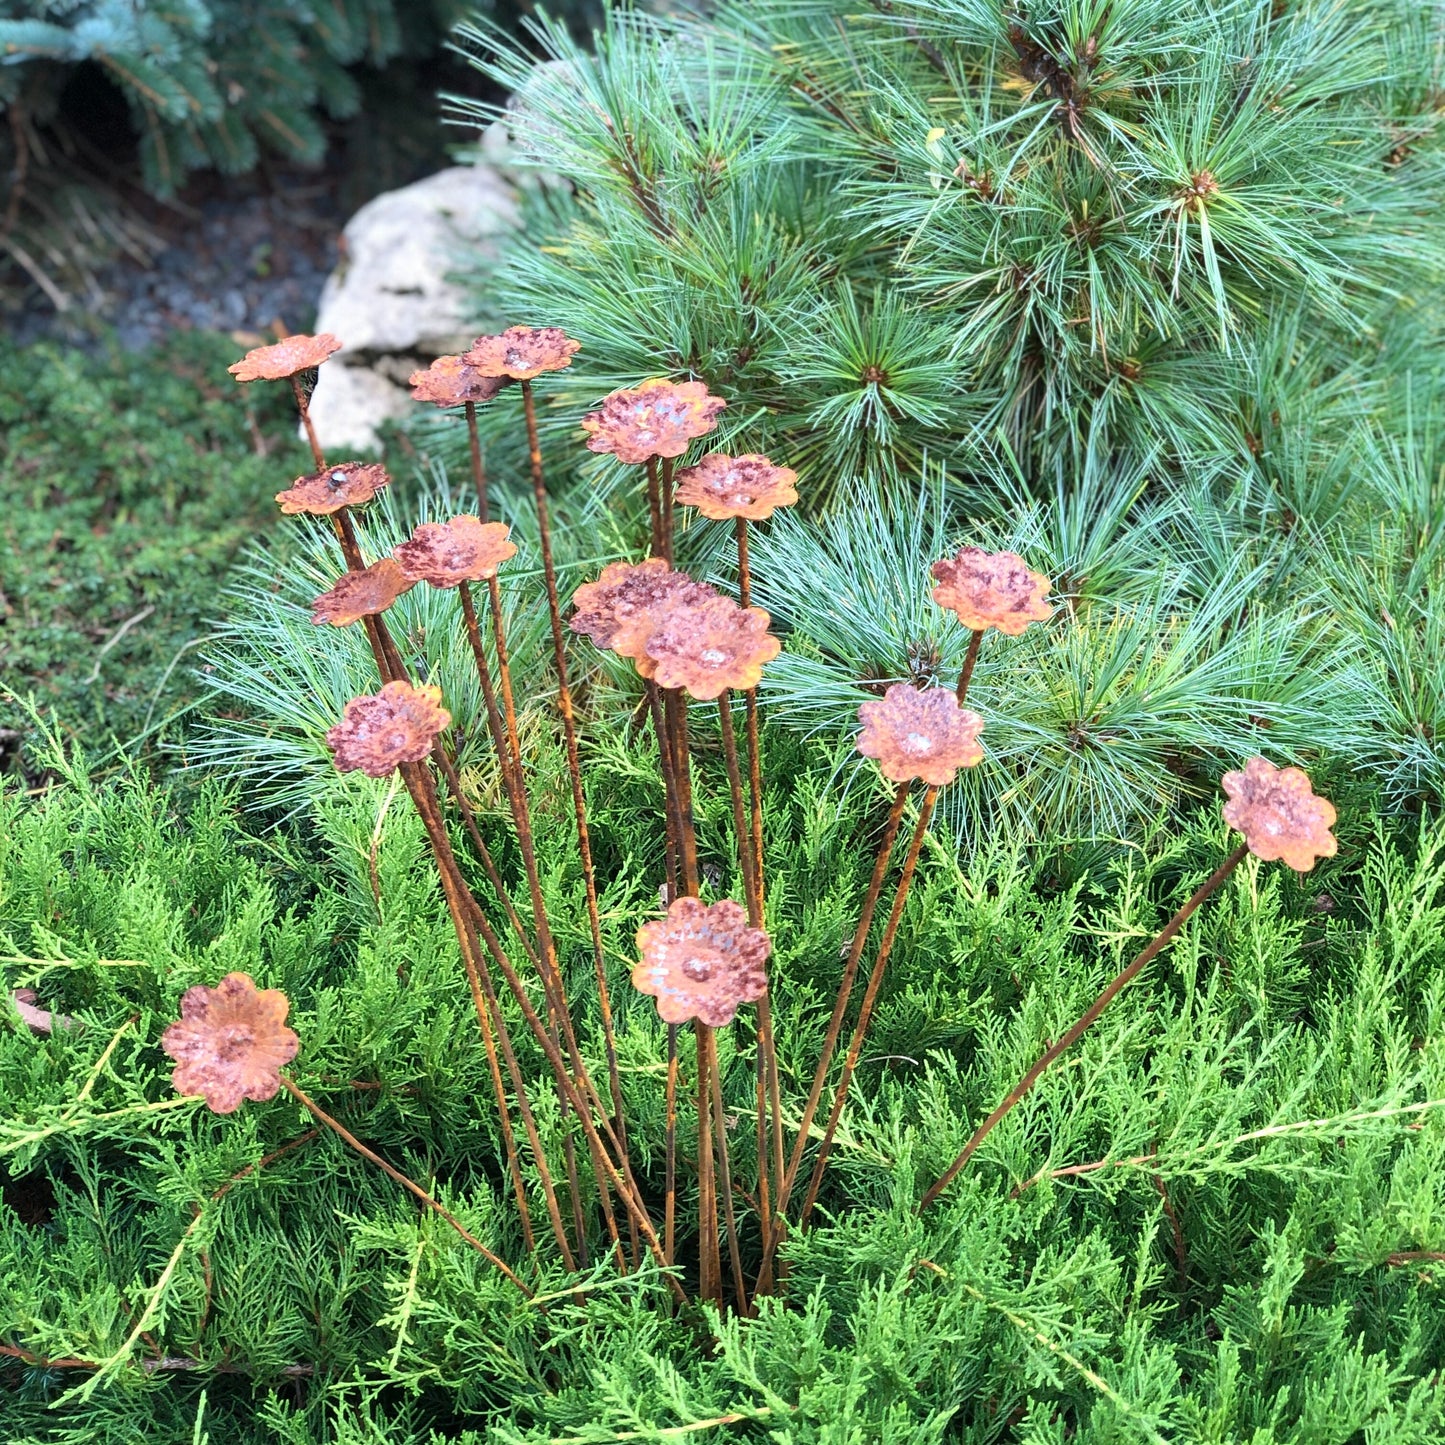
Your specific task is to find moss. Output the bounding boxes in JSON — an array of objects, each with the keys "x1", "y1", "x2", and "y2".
[{"x1": 0, "y1": 332, "x2": 304, "y2": 755}]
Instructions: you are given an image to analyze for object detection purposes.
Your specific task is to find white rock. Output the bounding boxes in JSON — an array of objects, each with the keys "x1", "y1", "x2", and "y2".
[{"x1": 308, "y1": 165, "x2": 520, "y2": 453}]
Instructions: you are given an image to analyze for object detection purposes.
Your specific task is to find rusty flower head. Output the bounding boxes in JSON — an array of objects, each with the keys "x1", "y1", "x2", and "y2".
[
  {"x1": 326, "y1": 681, "x2": 451, "y2": 778},
  {"x1": 857, "y1": 683, "x2": 985, "y2": 786},
  {"x1": 672, "y1": 453, "x2": 800, "y2": 521},
  {"x1": 311, "y1": 558, "x2": 414, "y2": 626},
  {"x1": 277, "y1": 462, "x2": 391, "y2": 516},
  {"x1": 570, "y1": 559, "x2": 715, "y2": 660},
  {"x1": 1222, "y1": 756, "x2": 1338, "y2": 872},
  {"x1": 581, "y1": 379, "x2": 727, "y2": 465},
  {"x1": 634, "y1": 897, "x2": 771, "y2": 1028},
  {"x1": 394, "y1": 516, "x2": 517, "y2": 588},
  {"x1": 643, "y1": 592, "x2": 780, "y2": 700},
  {"x1": 229, "y1": 333, "x2": 341, "y2": 382},
  {"x1": 161, "y1": 972, "x2": 299, "y2": 1114},
  {"x1": 930, "y1": 547, "x2": 1053, "y2": 635},
  {"x1": 462, "y1": 326, "x2": 580, "y2": 380},
  {"x1": 408, "y1": 354, "x2": 509, "y2": 407}
]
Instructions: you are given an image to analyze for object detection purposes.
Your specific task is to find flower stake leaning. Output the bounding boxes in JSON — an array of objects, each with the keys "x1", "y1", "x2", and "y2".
[
  {"x1": 919, "y1": 756, "x2": 1338, "y2": 1210},
  {"x1": 162, "y1": 973, "x2": 531, "y2": 1296}
]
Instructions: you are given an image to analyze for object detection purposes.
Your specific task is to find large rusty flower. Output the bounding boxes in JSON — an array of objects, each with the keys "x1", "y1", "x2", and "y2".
[
  {"x1": 570, "y1": 560, "x2": 716, "y2": 660},
  {"x1": 462, "y1": 326, "x2": 580, "y2": 380},
  {"x1": 311, "y1": 558, "x2": 414, "y2": 626},
  {"x1": 1222, "y1": 756, "x2": 1337, "y2": 872},
  {"x1": 634, "y1": 897, "x2": 771, "y2": 1028},
  {"x1": 581, "y1": 379, "x2": 727, "y2": 465},
  {"x1": 277, "y1": 462, "x2": 391, "y2": 516},
  {"x1": 408, "y1": 354, "x2": 509, "y2": 407},
  {"x1": 930, "y1": 547, "x2": 1053, "y2": 635},
  {"x1": 229, "y1": 333, "x2": 341, "y2": 382},
  {"x1": 856, "y1": 683, "x2": 985, "y2": 786},
  {"x1": 326, "y1": 681, "x2": 451, "y2": 778},
  {"x1": 672, "y1": 453, "x2": 799, "y2": 521},
  {"x1": 643, "y1": 592, "x2": 780, "y2": 699},
  {"x1": 161, "y1": 972, "x2": 299, "y2": 1114},
  {"x1": 394, "y1": 516, "x2": 517, "y2": 588}
]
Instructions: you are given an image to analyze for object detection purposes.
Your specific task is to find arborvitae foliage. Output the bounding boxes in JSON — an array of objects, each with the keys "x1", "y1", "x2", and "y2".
[{"x1": 4, "y1": 727, "x2": 1445, "y2": 1441}]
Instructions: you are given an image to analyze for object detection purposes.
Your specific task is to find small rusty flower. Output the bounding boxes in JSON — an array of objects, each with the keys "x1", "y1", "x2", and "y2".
[
  {"x1": 394, "y1": 516, "x2": 517, "y2": 588},
  {"x1": 462, "y1": 326, "x2": 580, "y2": 380},
  {"x1": 277, "y1": 462, "x2": 391, "y2": 516},
  {"x1": 311, "y1": 558, "x2": 414, "y2": 626},
  {"x1": 570, "y1": 559, "x2": 716, "y2": 660},
  {"x1": 408, "y1": 354, "x2": 509, "y2": 407},
  {"x1": 326, "y1": 681, "x2": 451, "y2": 778},
  {"x1": 856, "y1": 683, "x2": 985, "y2": 786},
  {"x1": 643, "y1": 592, "x2": 780, "y2": 700},
  {"x1": 581, "y1": 379, "x2": 727, "y2": 465},
  {"x1": 930, "y1": 547, "x2": 1053, "y2": 635},
  {"x1": 161, "y1": 972, "x2": 299, "y2": 1114},
  {"x1": 229, "y1": 333, "x2": 342, "y2": 382},
  {"x1": 672, "y1": 453, "x2": 799, "y2": 521},
  {"x1": 1221, "y1": 756, "x2": 1338, "y2": 872},
  {"x1": 634, "y1": 897, "x2": 771, "y2": 1027}
]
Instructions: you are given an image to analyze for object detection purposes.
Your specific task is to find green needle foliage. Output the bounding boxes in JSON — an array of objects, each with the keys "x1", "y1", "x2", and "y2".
[{"x1": 4, "y1": 720, "x2": 1445, "y2": 1441}]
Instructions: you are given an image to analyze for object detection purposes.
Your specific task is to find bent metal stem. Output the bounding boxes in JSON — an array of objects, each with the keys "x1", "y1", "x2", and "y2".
[
  {"x1": 279, "y1": 1077, "x2": 533, "y2": 1298},
  {"x1": 918, "y1": 840, "x2": 1252, "y2": 1212}
]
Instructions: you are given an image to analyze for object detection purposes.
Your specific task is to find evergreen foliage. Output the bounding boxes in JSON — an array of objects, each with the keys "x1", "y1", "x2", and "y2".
[{"x1": 4, "y1": 726, "x2": 1445, "y2": 1440}]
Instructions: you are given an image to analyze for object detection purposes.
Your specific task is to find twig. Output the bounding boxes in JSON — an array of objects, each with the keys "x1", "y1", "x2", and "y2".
[{"x1": 83, "y1": 606, "x2": 156, "y2": 684}]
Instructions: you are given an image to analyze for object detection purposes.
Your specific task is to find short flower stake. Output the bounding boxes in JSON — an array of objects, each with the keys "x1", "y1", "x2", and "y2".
[
  {"x1": 161, "y1": 973, "x2": 530, "y2": 1295},
  {"x1": 633, "y1": 897, "x2": 771, "y2": 1029},
  {"x1": 162, "y1": 972, "x2": 299, "y2": 1115},
  {"x1": 856, "y1": 683, "x2": 986, "y2": 786},
  {"x1": 275, "y1": 462, "x2": 391, "y2": 517},
  {"x1": 326, "y1": 681, "x2": 452, "y2": 778},
  {"x1": 930, "y1": 547, "x2": 1053, "y2": 636},
  {"x1": 635, "y1": 897, "x2": 771, "y2": 1309},
  {"x1": 310, "y1": 558, "x2": 414, "y2": 627},
  {"x1": 228, "y1": 332, "x2": 341, "y2": 384},
  {"x1": 463, "y1": 325, "x2": 582, "y2": 381},
  {"x1": 919, "y1": 757, "x2": 1340, "y2": 1212},
  {"x1": 408, "y1": 355, "x2": 509, "y2": 408},
  {"x1": 582, "y1": 378, "x2": 728, "y2": 561},
  {"x1": 642, "y1": 593, "x2": 781, "y2": 701},
  {"x1": 1222, "y1": 756, "x2": 1338, "y2": 872},
  {"x1": 672, "y1": 453, "x2": 799, "y2": 522},
  {"x1": 394, "y1": 517, "x2": 517, "y2": 589}
]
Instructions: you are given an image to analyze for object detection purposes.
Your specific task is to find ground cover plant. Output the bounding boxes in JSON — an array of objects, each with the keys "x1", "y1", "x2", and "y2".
[
  {"x1": 0, "y1": 330, "x2": 306, "y2": 756},
  {"x1": 4, "y1": 0, "x2": 1445, "y2": 1438}
]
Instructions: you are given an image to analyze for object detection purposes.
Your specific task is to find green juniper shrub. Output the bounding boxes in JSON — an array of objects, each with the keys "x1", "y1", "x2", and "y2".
[{"x1": 0, "y1": 332, "x2": 305, "y2": 757}]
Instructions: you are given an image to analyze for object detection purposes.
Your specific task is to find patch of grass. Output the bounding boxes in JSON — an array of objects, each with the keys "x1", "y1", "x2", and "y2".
[{"x1": 0, "y1": 332, "x2": 305, "y2": 757}]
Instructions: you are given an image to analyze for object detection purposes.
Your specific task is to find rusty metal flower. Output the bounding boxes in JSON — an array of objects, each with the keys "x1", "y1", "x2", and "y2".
[
  {"x1": 394, "y1": 516, "x2": 517, "y2": 588},
  {"x1": 930, "y1": 547, "x2": 1053, "y2": 635},
  {"x1": 277, "y1": 462, "x2": 391, "y2": 516},
  {"x1": 408, "y1": 354, "x2": 509, "y2": 407},
  {"x1": 1222, "y1": 756, "x2": 1338, "y2": 872},
  {"x1": 856, "y1": 683, "x2": 985, "y2": 786},
  {"x1": 634, "y1": 897, "x2": 771, "y2": 1028},
  {"x1": 311, "y1": 558, "x2": 414, "y2": 626},
  {"x1": 643, "y1": 592, "x2": 780, "y2": 700},
  {"x1": 672, "y1": 453, "x2": 799, "y2": 521},
  {"x1": 229, "y1": 333, "x2": 342, "y2": 382},
  {"x1": 161, "y1": 972, "x2": 299, "y2": 1114},
  {"x1": 462, "y1": 326, "x2": 580, "y2": 380},
  {"x1": 326, "y1": 681, "x2": 451, "y2": 778},
  {"x1": 581, "y1": 379, "x2": 727, "y2": 465},
  {"x1": 570, "y1": 560, "x2": 715, "y2": 659}
]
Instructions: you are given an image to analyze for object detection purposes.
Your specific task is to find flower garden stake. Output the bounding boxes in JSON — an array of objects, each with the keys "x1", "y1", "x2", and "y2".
[
  {"x1": 674, "y1": 452, "x2": 799, "y2": 1259},
  {"x1": 161, "y1": 972, "x2": 532, "y2": 1297},
  {"x1": 919, "y1": 756, "x2": 1338, "y2": 1211}
]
